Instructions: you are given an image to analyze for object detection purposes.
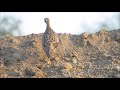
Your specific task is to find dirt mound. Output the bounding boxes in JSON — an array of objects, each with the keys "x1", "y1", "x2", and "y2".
[{"x1": 0, "y1": 29, "x2": 120, "y2": 78}]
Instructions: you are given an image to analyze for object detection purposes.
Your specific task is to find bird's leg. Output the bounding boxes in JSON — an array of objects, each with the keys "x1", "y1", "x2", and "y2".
[{"x1": 47, "y1": 58, "x2": 51, "y2": 65}]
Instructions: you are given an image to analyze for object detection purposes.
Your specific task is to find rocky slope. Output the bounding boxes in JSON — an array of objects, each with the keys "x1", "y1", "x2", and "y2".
[{"x1": 0, "y1": 28, "x2": 120, "y2": 78}]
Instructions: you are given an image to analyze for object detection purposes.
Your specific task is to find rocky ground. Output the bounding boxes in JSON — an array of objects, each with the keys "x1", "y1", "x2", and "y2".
[{"x1": 0, "y1": 28, "x2": 120, "y2": 78}]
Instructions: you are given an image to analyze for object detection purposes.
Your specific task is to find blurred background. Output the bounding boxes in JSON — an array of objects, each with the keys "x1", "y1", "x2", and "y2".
[{"x1": 0, "y1": 12, "x2": 120, "y2": 37}]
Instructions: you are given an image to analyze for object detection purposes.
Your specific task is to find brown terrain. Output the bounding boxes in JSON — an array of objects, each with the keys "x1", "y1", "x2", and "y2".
[{"x1": 0, "y1": 28, "x2": 120, "y2": 78}]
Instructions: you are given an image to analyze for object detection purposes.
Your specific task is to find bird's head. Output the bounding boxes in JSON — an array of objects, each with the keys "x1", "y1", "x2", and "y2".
[{"x1": 44, "y1": 18, "x2": 50, "y2": 24}]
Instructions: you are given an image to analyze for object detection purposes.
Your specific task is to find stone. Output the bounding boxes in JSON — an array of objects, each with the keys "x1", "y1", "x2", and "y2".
[
  {"x1": 82, "y1": 32, "x2": 88, "y2": 39},
  {"x1": 72, "y1": 58, "x2": 77, "y2": 64},
  {"x1": 34, "y1": 72, "x2": 45, "y2": 78},
  {"x1": 25, "y1": 68, "x2": 35, "y2": 76},
  {"x1": 115, "y1": 66, "x2": 120, "y2": 71},
  {"x1": 63, "y1": 62, "x2": 73, "y2": 70},
  {"x1": 55, "y1": 57, "x2": 59, "y2": 61}
]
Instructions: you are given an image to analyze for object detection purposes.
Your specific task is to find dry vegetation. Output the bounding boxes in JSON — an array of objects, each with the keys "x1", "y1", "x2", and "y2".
[{"x1": 0, "y1": 28, "x2": 120, "y2": 78}]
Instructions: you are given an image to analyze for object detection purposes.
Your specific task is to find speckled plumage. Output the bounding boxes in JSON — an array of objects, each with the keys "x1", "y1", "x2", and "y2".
[{"x1": 42, "y1": 18, "x2": 59, "y2": 59}]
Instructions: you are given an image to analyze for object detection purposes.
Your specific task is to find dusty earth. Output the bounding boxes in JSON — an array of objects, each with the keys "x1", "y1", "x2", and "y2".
[{"x1": 0, "y1": 28, "x2": 120, "y2": 78}]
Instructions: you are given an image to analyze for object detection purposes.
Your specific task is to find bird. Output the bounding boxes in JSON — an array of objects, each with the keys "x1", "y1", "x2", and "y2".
[{"x1": 42, "y1": 18, "x2": 59, "y2": 64}]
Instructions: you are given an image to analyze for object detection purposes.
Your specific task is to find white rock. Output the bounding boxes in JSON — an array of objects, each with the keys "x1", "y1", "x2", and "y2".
[
  {"x1": 115, "y1": 66, "x2": 120, "y2": 71},
  {"x1": 72, "y1": 58, "x2": 77, "y2": 64}
]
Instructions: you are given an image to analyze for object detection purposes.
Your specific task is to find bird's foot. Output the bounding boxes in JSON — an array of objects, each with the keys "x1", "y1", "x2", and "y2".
[{"x1": 47, "y1": 58, "x2": 51, "y2": 65}]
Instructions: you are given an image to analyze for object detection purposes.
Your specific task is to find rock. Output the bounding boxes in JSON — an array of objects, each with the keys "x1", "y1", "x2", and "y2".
[
  {"x1": 114, "y1": 74, "x2": 120, "y2": 78},
  {"x1": 82, "y1": 32, "x2": 88, "y2": 39},
  {"x1": 99, "y1": 28, "x2": 109, "y2": 36},
  {"x1": 55, "y1": 57, "x2": 59, "y2": 61},
  {"x1": 25, "y1": 68, "x2": 35, "y2": 76},
  {"x1": 106, "y1": 37, "x2": 111, "y2": 44},
  {"x1": 25, "y1": 67, "x2": 45, "y2": 78},
  {"x1": 72, "y1": 58, "x2": 77, "y2": 64},
  {"x1": 115, "y1": 66, "x2": 120, "y2": 71},
  {"x1": 53, "y1": 63, "x2": 60, "y2": 68},
  {"x1": 34, "y1": 72, "x2": 45, "y2": 78},
  {"x1": 13, "y1": 52, "x2": 22, "y2": 60},
  {"x1": 82, "y1": 32, "x2": 89, "y2": 46},
  {"x1": 0, "y1": 73, "x2": 9, "y2": 78},
  {"x1": 71, "y1": 51, "x2": 79, "y2": 59},
  {"x1": 63, "y1": 62, "x2": 73, "y2": 70},
  {"x1": 116, "y1": 33, "x2": 120, "y2": 42},
  {"x1": 64, "y1": 57, "x2": 71, "y2": 61},
  {"x1": 7, "y1": 71, "x2": 20, "y2": 77},
  {"x1": 4, "y1": 60, "x2": 14, "y2": 66}
]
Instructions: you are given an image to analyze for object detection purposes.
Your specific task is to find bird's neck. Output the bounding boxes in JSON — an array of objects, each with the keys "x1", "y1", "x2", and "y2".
[{"x1": 46, "y1": 23, "x2": 51, "y2": 31}]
